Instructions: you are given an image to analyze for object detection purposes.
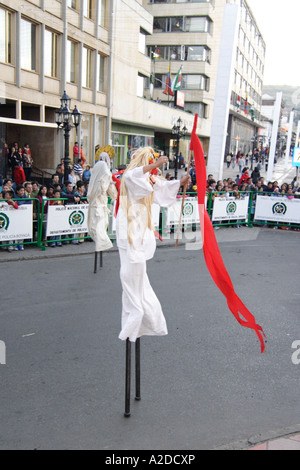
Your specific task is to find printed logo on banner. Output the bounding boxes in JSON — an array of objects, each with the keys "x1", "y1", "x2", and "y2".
[
  {"x1": 69, "y1": 210, "x2": 85, "y2": 227},
  {"x1": 0, "y1": 213, "x2": 9, "y2": 231},
  {"x1": 272, "y1": 202, "x2": 287, "y2": 215},
  {"x1": 226, "y1": 201, "x2": 237, "y2": 215},
  {"x1": 183, "y1": 202, "x2": 194, "y2": 217}
]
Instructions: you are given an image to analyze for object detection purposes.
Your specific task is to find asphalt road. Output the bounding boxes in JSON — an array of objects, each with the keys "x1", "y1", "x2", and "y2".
[{"x1": 0, "y1": 228, "x2": 300, "y2": 450}]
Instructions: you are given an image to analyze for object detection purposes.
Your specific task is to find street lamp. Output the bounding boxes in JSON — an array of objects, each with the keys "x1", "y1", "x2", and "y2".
[
  {"x1": 172, "y1": 117, "x2": 187, "y2": 179},
  {"x1": 56, "y1": 91, "x2": 82, "y2": 184}
]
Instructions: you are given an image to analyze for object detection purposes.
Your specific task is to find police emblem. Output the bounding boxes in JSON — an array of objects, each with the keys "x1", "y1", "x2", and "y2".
[
  {"x1": 0, "y1": 213, "x2": 9, "y2": 231},
  {"x1": 69, "y1": 210, "x2": 85, "y2": 227}
]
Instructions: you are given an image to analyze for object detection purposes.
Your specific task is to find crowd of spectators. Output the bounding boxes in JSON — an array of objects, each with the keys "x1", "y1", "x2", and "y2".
[
  {"x1": 1, "y1": 142, "x2": 300, "y2": 252},
  {"x1": 188, "y1": 163, "x2": 300, "y2": 200},
  {"x1": 0, "y1": 141, "x2": 92, "y2": 252}
]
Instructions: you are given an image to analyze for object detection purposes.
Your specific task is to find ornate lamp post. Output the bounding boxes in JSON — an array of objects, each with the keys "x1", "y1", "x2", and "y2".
[
  {"x1": 55, "y1": 91, "x2": 82, "y2": 184},
  {"x1": 171, "y1": 117, "x2": 187, "y2": 179}
]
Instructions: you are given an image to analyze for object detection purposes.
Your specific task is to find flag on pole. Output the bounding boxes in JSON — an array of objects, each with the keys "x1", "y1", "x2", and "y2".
[
  {"x1": 163, "y1": 63, "x2": 174, "y2": 96},
  {"x1": 190, "y1": 114, "x2": 266, "y2": 353},
  {"x1": 172, "y1": 65, "x2": 182, "y2": 92},
  {"x1": 244, "y1": 93, "x2": 248, "y2": 114},
  {"x1": 237, "y1": 95, "x2": 241, "y2": 109}
]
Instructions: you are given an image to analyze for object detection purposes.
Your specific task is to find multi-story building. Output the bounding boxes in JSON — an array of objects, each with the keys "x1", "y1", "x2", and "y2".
[
  {"x1": 144, "y1": 0, "x2": 266, "y2": 158},
  {"x1": 0, "y1": 0, "x2": 265, "y2": 178},
  {"x1": 0, "y1": 0, "x2": 110, "y2": 175}
]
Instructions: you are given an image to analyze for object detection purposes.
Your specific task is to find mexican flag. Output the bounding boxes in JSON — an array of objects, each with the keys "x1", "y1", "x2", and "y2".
[{"x1": 172, "y1": 66, "x2": 182, "y2": 92}]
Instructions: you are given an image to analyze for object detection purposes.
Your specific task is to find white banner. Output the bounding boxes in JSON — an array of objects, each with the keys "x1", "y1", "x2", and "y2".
[
  {"x1": 166, "y1": 197, "x2": 201, "y2": 227},
  {"x1": 254, "y1": 196, "x2": 300, "y2": 224},
  {"x1": 212, "y1": 196, "x2": 249, "y2": 222},
  {"x1": 46, "y1": 204, "x2": 89, "y2": 237},
  {"x1": 0, "y1": 204, "x2": 33, "y2": 241}
]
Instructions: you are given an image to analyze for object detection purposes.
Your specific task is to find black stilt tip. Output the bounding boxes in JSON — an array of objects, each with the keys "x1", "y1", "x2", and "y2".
[
  {"x1": 135, "y1": 397, "x2": 141, "y2": 401},
  {"x1": 124, "y1": 412, "x2": 131, "y2": 418}
]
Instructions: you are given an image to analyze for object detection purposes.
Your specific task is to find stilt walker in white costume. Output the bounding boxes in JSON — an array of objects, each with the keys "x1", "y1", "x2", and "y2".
[
  {"x1": 87, "y1": 153, "x2": 117, "y2": 271},
  {"x1": 116, "y1": 147, "x2": 189, "y2": 416}
]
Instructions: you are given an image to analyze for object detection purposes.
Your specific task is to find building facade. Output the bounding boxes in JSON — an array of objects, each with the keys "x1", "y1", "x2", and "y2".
[
  {"x1": 0, "y1": 0, "x2": 110, "y2": 175},
  {"x1": 0, "y1": 0, "x2": 266, "y2": 178},
  {"x1": 143, "y1": 0, "x2": 266, "y2": 159}
]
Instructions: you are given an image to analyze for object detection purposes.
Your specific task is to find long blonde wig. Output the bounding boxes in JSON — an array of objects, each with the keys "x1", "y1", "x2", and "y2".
[{"x1": 120, "y1": 147, "x2": 157, "y2": 245}]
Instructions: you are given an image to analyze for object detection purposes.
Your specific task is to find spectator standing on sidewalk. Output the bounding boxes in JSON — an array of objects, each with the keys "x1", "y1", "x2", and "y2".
[
  {"x1": 48, "y1": 189, "x2": 63, "y2": 247},
  {"x1": 13, "y1": 161, "x2": 26, "y2": 188},
  {"x1": 61, "y1": 182, "x2": 81, "y2": 244},
  {"x1": 22, "y1": 145, "x2": 33, "y2": 181},
  {"x1": 14, "y1": 185, "x2": 31, "y2": 250},
  {"x1": 1, "y1": 190, "x2": 19, "y2": 252}
]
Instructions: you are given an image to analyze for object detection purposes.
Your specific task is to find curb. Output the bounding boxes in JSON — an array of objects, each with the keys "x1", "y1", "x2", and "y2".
[{"x1": 212, "y1": 424, "x2": 300, "y2": 450}]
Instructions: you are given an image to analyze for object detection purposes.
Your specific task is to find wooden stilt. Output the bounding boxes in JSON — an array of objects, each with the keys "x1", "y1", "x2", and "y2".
[
  {"x1": 135, "y1": 338, "x2": 141, "y2": 401},
  {"x1": 124, "y1": 338, "x2": 131, "y2": 417},
  {"x1": 94, "y1": 252, "x2": 98, "y2": 273}
]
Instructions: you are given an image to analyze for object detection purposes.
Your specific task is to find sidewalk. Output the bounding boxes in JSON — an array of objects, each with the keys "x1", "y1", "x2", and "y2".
[
  {"x1": 247, "y1": 432, "x2": 300, "y2": 450},
  {"x1": 222, "y1": 155, "x2": 297, "y2": 186}
]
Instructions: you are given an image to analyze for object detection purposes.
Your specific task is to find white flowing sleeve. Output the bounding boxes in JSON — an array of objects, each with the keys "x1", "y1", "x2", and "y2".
[
  {"x1": 125, "y1": 167, "x2": 154, "y2": 200},
  {"x1": 153, "y1": 178, "x2": 180, "y2": 207}
]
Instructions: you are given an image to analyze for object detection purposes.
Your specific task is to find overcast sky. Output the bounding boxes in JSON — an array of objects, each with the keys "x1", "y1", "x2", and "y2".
[{"x1": 247, "y1": 0, "x2": 300, "y2": 87}]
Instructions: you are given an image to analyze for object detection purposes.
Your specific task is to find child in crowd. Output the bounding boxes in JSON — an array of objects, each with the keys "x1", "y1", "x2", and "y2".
[
  {"x1": 1, "y1": 190, "x2": 19, "y2": 252},
  {"x1": 48, "y1": 189, "x2": 63, "y2": 247}
]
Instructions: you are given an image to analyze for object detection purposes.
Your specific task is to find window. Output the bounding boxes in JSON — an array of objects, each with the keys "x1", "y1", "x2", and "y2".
[
  {"x1": 185, "y1": 17, "x2": 210, "y2": 33},
  {"x1": 0, "y1": 8, "x2": 12, "y2": 64},
  {"x1": 44, "y1": 30, "x2": 59, "y2": 78},
  {"x1": 170, "y1": 17, "x2": 184, "y2": 32},
  {"x1": 67, "y1": 0, "x2": 78, "y2": 9},
  {"x1": 137, "y1": 73, "x2": 145, "y2": 97},
  {"x1": 83, "y1": 0, "x2": 94, "y2": 20},
  {"x1": 153, "y1": 16, "x2": 212, "y2": 33},
  {"x1": 185, "y1": 101, "x2": 208, "y2": 118},
  {"x1": 97, "y1": 53, "x2": 105, "y2": 92},
  {"x1": 21, "y1": 19, "x2": 37, "y2": 71},
  {"x1": 186, "y1": 46, "x2": 210, "y2": 62},
  {"x1": 99, "y1": 0, "x2": 107, "y2": 27},
  {"x1": 138, "y1": 29, "x2": 147, "y2": 54},
  {"x1": 148, "y1": 45, "x2": 210, "y2": 62},
  {"x1": 66, "y1": 40, "x2": 77, "y2": 83},
  {"x1": 82, "y1": 46, "x2": 92, "y2": 88},
  {"x1": 181, "y1": 74, "x2": 209, "y2": 91}
]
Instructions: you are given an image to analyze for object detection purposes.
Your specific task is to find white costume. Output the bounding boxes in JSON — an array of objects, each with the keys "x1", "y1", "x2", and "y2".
[
  {"x1": 87, "y1": 160, "x2": 117, "y2": 252},
  {"x1": 116, "y1": 166, "x2": 180, "y2": 342}
]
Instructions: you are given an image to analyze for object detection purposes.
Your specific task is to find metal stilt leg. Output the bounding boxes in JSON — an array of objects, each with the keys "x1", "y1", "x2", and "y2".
[
  {"x1": 124, "y1": 338, "x2": 131, "y2": 417},
  {"x1": 94, "y1": 252, "x2": 98, "y2": 273},
  {"x1": 135, "y1": 338, "x2": 141, "y2": 401},
  {"x1": 100, "y1": 251, "x2": 103, "y2": 268}
]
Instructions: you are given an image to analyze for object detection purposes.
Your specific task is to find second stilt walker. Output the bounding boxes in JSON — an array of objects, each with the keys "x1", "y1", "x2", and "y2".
[{"x1": 116, "y1": 147, "x2": 189, "y2": 342}]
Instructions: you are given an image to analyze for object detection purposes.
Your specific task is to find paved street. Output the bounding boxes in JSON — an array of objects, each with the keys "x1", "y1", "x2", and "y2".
[{"x1": 0, "y1": 227, "x2": 300, "y2": 450}]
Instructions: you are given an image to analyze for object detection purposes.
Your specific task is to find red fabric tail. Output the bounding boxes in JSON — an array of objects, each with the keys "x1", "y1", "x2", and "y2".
[{"x1": 191, "y1": 114, "x2": 266, "y2": 353}]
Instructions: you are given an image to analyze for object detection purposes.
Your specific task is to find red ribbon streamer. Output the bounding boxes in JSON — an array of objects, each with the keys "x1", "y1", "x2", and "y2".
[{"x1": 190, "y1": 114, "x2": 266, "y2": 353}]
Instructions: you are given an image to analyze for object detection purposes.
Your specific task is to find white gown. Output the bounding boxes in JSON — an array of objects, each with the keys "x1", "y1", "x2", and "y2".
[
  {"x1": 87, "y1": 161, "x2": 117, "y2": 252},
  {"x1": 116, "y1": 167, "x2": 180, "y2": 342}
]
